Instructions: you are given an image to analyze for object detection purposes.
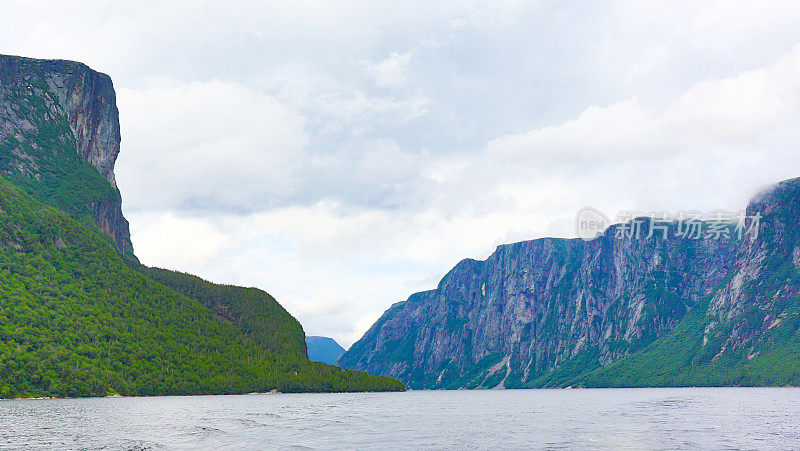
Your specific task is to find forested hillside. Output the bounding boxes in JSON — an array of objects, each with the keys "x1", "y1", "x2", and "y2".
[{"x1": 140, "y1": 267, "x2": 307, "y2": 358}]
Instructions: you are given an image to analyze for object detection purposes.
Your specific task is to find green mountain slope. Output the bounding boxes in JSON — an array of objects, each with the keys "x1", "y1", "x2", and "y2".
[
  {"x1": 139, "y1": 267, "x2": 307, "y2": 358},
  {"x1": 0, "y1": 176, "x2": 403, "y2": 397},
  {"x1": 518, "y1": 293, "x2": 800, "y2": 388},
  {"x1": 535, "y1": 291, "x2": 800, "y2": 388},
  {"x1": 571, "y1": 296, "x2": 800, "y2": 387}
]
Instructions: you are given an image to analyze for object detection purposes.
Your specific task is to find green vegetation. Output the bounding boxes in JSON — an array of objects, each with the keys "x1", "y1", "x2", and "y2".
[
  {"x1": 526, "y1": 348, "x2": 602, "y2": 388},
  {"x1": 561, "y1": 296, "x2": 800, "y2": 387},
  {"x1": 0, "y1": 79, "x2": 119, "y2": 229},
  {"x1": 0, "y1": 177, "x2": 403, "y2": 397},
  {"x1": 138, "y1": 267, "x2": 307, "y2": 358}
]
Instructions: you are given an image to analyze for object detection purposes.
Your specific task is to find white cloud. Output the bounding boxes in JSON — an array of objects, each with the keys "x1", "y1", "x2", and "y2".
[
  {"x1": 487, "y1": 100, "x2": 654, "y2": 163},
  {"x1": 363, "y1": 51, "x2": 414, "y2": 87},
  {"x1": 132, "y1": 212, "x2": 230, "y2": 269},
  {"x1": 485, "y1": 43, "x2": 800, "y2": 171},
  {"x1": 116, "y1": 79, "x2": 307, "y2": 212}
]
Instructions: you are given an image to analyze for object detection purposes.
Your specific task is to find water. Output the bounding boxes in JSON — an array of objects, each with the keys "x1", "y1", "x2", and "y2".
[{"x1": 1, "y1": 388, "x2": 799, "y2": 449}]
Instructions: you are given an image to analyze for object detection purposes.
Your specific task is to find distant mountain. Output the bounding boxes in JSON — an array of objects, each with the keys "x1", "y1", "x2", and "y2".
[
  {"x1": 0, "y1": 54, "x2": 404, "y2": 397},
  {"x1": 338, "y1": 178, "x2": 800, "y2": 389},
  {"x1": 307, "y1": 336, "x2": 346, "y2": 365}
]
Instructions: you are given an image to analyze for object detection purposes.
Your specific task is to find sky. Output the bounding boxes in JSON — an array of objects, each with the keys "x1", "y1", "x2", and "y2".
[{"x1": 4, "y1": 1, "x2": 800, "y2": 347}]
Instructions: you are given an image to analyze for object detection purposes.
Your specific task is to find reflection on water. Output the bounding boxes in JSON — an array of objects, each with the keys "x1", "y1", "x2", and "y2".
[{"x1": 0, "y1": 387, "x2": 798, "y2": 449}]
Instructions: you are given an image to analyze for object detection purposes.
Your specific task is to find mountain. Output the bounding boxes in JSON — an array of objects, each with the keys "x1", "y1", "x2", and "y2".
[
  {"x1": 306, "y1": 336, "x2": 346, "y2": 365},
  {"x1": 140, "y1": 267, "x2": 309, "y2": 358},
  {"x1": 338, "y1": 179, "x2": 800, "y2": 389},
  {"x1": 0, "y1": 54, "x2": 404, "y2": 397},
  {"x1": 575, "y1": 178, "x2": 800, "y2": 387},
  {"x1": 0, "y1": 55, "x2": 131, "y2": 253}
]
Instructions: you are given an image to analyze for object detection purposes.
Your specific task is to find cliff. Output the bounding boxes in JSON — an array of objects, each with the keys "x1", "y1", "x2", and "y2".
[
  {"x1": 0, "y1": 54, "x2": 132, "y2": 253},
  {"x1": 707, "y1": 178, "x2": 800, "y2": 343},
  {"x1": 575, "y1": 178, "x2": 800, "y2": 386},
  {"x1": 338, "y1": 219, "x2": 738, "y2": 388}
]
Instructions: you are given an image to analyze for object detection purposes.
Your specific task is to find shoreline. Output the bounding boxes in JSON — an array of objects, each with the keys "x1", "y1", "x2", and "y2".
[{"x1": 3, "y1": 385, "x2": 799, "y2": 401}]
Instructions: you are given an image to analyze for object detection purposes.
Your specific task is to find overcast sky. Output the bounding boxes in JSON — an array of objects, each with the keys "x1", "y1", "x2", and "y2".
[{"x1": 4, "y1": 1, "x2": 800, "y2": 346}]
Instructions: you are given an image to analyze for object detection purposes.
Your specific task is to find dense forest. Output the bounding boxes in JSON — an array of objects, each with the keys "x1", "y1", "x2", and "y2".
[
  {"x1": 0, "y1": 177, "x2": 403, "y2": 397},
  {"x1": 139, "y1": 267, "x2": 308, "y2": 358}
]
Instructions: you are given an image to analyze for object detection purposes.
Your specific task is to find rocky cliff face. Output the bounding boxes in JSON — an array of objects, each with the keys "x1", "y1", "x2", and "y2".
[
  {"x1": 0, "y1": 54, "x2": 132, "y2": 252},
  {"x1": 338, "y1": 220, "x2": 738, "y2": 389},
  {"x1": 703, "y1": 178, "x2": 800, "y2": 360},
  {"x1": 567, "y1": 178, "x2": 800, "y2": 387}
]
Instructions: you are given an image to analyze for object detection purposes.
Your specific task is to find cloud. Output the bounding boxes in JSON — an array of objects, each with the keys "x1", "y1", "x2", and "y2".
[
  {"x1": 132, "y1": 212, "x2": 230, "y2": 269},
  {"x1": 116, "y1": 80, "x2": 430, "y2": 215},
  {"x1": 483, "y1": 43, "x2": 800, "y2": 172},
  {"x1": 116, "y1": 79, "x2": 307, "y2": 213},
  {"x1": 363, "y1": 51, "x2": 414, "y2": 87},
  {"x1": 487, "y1": 100, "x2": 654, "y2": 163}
]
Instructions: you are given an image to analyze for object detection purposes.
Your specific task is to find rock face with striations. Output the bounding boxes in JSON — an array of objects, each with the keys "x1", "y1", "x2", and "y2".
[
  {"x1": 0, "y1": 54, "x2": 132, "y2": 253},
  {"x1": 338, "y1": 219, "x2": 739, "y2": 388},
  {"x1": 703, "y1": 178, "x2": 800, "y2": 358}
]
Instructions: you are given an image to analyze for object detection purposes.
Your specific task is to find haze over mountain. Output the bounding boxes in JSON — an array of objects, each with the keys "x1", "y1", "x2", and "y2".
[{"x1": 306, "y1": 336, "x2": 346, "y2": 365}]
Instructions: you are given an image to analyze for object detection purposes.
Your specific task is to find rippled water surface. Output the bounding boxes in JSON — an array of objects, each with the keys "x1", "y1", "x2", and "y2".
[{"x1": 1, "y1": 388, "x2": 799, "y2": 449}]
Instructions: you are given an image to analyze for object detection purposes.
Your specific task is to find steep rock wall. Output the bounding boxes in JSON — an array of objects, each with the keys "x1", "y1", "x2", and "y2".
[
  {"x1": 0, "y1": 54, "x2": 132, "y2": 252},
  {"x1": 339, "y1": 222, "x2": 738, "y2": 388}
]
